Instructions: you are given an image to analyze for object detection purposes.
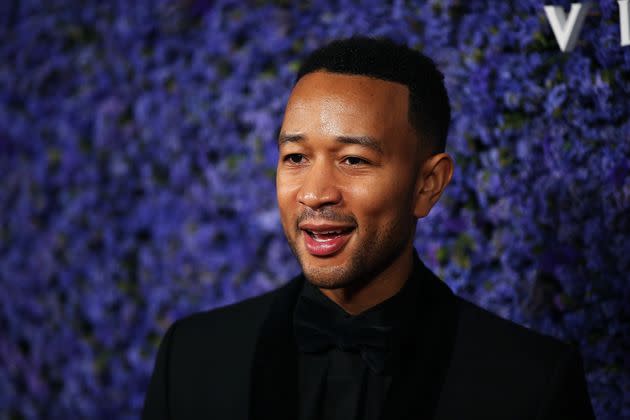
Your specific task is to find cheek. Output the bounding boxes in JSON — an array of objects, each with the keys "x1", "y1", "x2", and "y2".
[
  {"x1": 347, "y1": 176, "x2": 413, "y2": 220},
  {"x1": 276, "y1": 167, "x2": 302, "y2": 193},
  {"x1": 276, "y1": 178, "x2": 298, "y2": 206},
  {"x1": 276, "y1": 176, "x2": 300, "y2": 225}
]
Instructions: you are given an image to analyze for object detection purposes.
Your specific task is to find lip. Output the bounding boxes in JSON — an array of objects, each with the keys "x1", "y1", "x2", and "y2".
[
  {"x1": 300, "y1": 226, "x2": 355, "y2": 257},
  {"x1": 299, "y1": 223, "x2": 356, "y2": 232}
]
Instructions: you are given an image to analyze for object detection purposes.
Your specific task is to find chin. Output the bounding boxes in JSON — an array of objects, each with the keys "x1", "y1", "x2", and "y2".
[
  {"x1": 299, "y1": 255, "x2": 364, "y2": 290},
  {"x1": 287, "y1": 231, "x2": 372, "y2": 290}
]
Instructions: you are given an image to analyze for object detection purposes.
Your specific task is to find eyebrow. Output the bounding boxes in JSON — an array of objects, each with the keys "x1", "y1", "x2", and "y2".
[{"x1": 277, "y1": 133, "x2": 384, "y2": 154}]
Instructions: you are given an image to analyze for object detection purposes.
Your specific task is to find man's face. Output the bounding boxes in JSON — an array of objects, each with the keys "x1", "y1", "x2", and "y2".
[{"x1": 276, "y1": 71, "x2": 421, "y2": 289}]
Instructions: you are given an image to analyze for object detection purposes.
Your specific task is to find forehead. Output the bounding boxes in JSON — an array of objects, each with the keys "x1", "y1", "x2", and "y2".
[{"x1": 281, "y1": 72, "x2": 411, "y2": 140}]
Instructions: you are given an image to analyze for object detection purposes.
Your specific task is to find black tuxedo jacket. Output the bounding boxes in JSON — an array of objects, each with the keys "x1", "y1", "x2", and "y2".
[{"x1": 142, "y1": 258, "x2": 595, "y2": 420}]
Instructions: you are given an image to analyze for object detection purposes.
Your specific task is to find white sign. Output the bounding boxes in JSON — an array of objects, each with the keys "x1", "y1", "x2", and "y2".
[{"x1": 544, "y1": 1, "x2": 630, "y2": 51}]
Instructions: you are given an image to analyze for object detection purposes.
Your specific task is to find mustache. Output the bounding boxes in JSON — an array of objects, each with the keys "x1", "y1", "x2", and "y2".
[{"x1": 296, "y1": 208, "x2": 357, "y2": 227}]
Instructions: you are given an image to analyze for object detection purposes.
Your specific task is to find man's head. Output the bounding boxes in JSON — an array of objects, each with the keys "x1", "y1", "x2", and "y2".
[
  {"x1": 297, "y1": 36, "x2": 451, "y2": 156},
  {"x1": 276, "y1": 36, "x2": 453, "y2": 291}
]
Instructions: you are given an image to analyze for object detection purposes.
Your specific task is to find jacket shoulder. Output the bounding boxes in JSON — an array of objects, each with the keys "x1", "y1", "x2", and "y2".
[
  {"x1": 455, "y1": 297, "x2": 569, "y2": 357},
  {"x1": 436, "y1": 296, "x2": 593, "y2": 419},
  {"x1": 174, "y1": 285, "x2": 280, "y2": 338},
  {"x1": 145, "y1": 280, "x2": 298, "y2": 419}
]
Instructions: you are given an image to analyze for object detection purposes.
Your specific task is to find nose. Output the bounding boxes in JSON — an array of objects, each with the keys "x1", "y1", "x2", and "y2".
[{"x1": 297, "y1": 161, "x2": 342, "y2": 210}]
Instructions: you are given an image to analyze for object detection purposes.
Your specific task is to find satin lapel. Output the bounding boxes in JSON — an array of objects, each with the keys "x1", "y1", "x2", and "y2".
[
  {"x1": 380, "y1": 259, "x2": 460, "y2": 420},
  {"x1": 249, "y1": 274, "x2": 304, "y2": 420}
]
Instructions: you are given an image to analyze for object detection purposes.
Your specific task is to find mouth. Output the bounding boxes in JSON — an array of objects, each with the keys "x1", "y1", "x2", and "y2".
[{"x1": 299, "y1": 224, "x2": 355, "y2": 257}]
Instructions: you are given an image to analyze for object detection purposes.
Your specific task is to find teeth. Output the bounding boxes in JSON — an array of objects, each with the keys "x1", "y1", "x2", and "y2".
[
  {"x1": 307, "y1": 230, "x2": 345, "y2": 240},
  {"x1": 312, "y1": 233, "x2": 336, "y2": 242}
]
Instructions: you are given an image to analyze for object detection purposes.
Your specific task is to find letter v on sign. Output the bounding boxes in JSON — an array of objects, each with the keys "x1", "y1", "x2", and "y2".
[
  {"x1": 544, "y1": 3, "x2": 590, "y2": 52},
  {"x1": 620, "y1": 0, "x2": 630, "y2": 46}
]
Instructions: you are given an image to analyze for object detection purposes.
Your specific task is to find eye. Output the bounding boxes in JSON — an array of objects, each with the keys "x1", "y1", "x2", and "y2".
[
  {"x1": 343, "y1": 156, "x2": 368, "y2": 165},
  {"x1": 284, "y1": 153, "x2": 305, "y2": 164}
]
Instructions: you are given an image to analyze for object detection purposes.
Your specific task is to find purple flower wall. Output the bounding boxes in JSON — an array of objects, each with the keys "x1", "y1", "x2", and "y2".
[{"x1": 1, "y1": 0, "x2": 628, "y2": 418}]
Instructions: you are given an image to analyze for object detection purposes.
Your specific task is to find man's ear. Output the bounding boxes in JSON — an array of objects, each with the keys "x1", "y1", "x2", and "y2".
[{"x1": 413, "y1": 152, "x2": 454, "y2": 218}]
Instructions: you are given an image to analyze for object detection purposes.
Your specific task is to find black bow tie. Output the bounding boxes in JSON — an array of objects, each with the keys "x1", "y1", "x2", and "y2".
[{"x1": 293, "y1": 292, "x2": 399, "y2": 374}]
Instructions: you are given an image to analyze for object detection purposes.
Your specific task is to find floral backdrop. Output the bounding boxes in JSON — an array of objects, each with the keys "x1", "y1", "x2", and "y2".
[{"x1": 1, "y1": 0, "x2": 628, "y2": 418}]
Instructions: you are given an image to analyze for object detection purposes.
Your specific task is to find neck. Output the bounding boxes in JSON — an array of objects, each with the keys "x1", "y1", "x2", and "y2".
[{"x1": 319, "y1": 246, "x2": 414, "y2": 315}]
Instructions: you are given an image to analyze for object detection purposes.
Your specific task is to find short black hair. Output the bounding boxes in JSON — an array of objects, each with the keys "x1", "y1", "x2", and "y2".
[{"x1": 296, "y1": 36, "x2": 450, "y2": 155}]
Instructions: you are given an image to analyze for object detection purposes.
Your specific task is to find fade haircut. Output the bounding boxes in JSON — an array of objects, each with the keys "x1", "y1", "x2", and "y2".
[{"x1": 295, "y1": 36, "x2": 450, "y2": 156}]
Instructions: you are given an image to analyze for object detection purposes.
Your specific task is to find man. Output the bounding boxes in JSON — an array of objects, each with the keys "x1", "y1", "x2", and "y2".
[{"x1": 142, "y1": 37, "x2": 595, "y2": 419}]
